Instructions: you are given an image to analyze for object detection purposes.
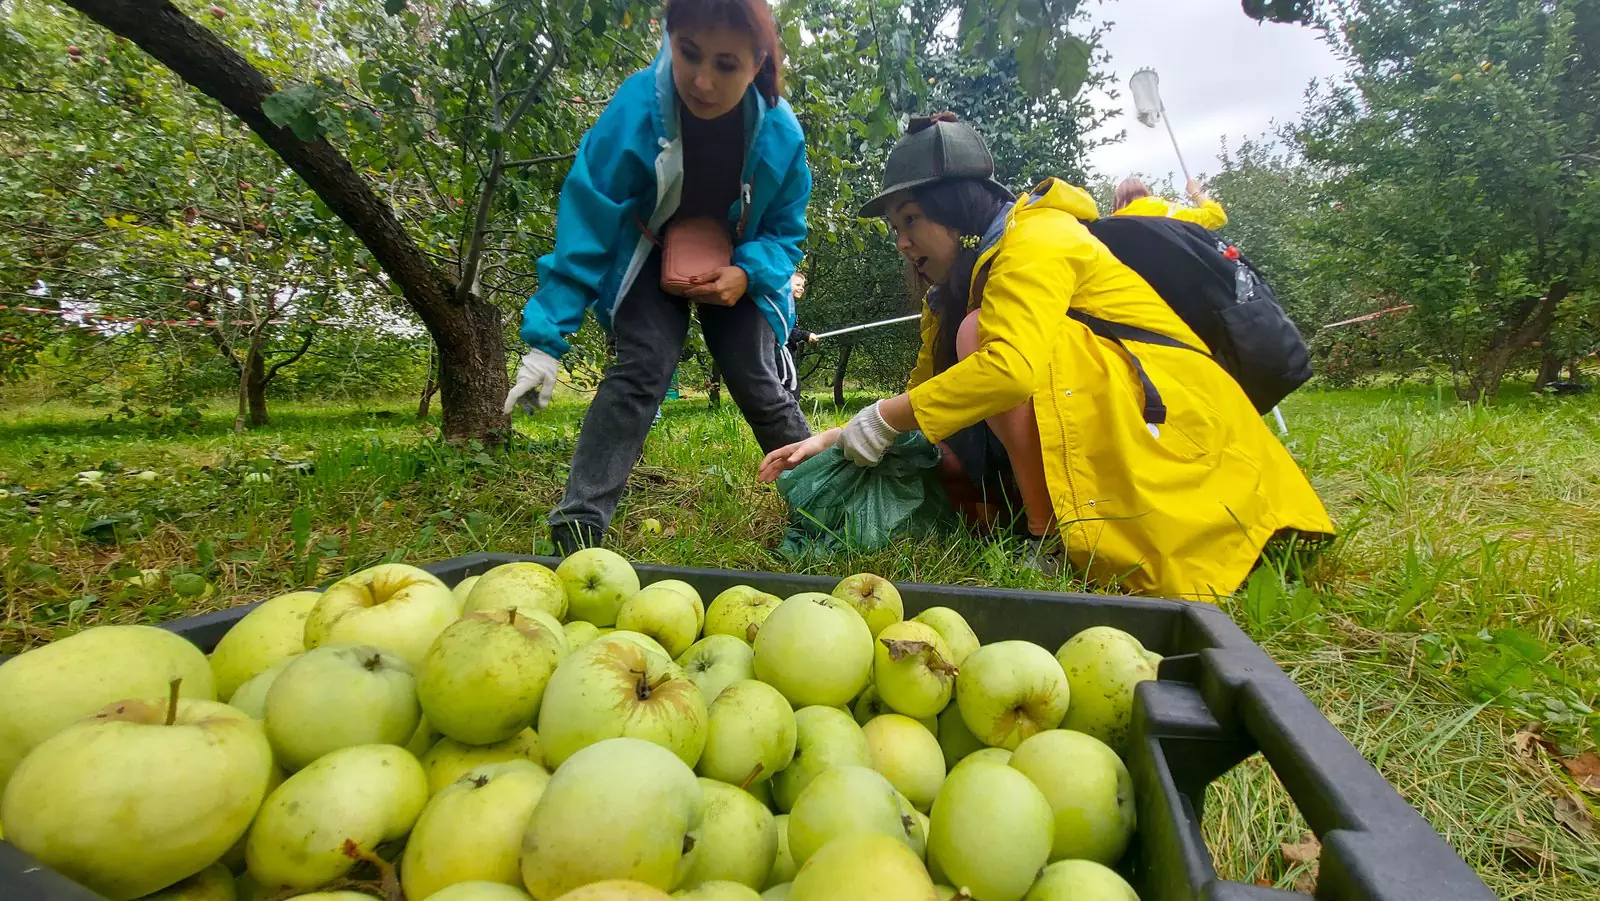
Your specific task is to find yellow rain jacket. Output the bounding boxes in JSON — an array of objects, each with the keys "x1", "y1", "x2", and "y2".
[
  {"x1": 906, "y1": 179, "x2": 1331, "y2": 600},
  {"x1": 1113, "y1": 194, "x2": 1228, "y2": 230}
]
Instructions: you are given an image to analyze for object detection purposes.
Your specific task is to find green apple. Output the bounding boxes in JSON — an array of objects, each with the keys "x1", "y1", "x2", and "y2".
[
  {"x1": 0, "y1": 624, "x2": 213, "y2": 796},
  {"x1": 762, "y1": 886, "x2": 791, "y2": 901},
  {"x1": 675, "y1": 882, "x2": 763, "y2": 900},
  {"x1": 431, "y1": 883, "x2": 535, "y2": 901},
  {"x1": 227, "y1": 655, "x2": 295, "y2": 719},
  {"x1": 263, "y1": 644, "x2": 420, "y2": 770},
  {"x1": 928, "y1": 762, "x2": 1053, "y2": 901},
  {"x1": 680, "y1": 778, "x2": 778, "y2": 890},
  {"x1": 678, "y1": 635, "x2": 756, "y2": 703},
  {"x1": 873, "y1": 621, "x2": 957, "y2": 719},
  {"x1": 703, "y1": 586, "x2": 783, "y2": 644},
  {"x1": 910, "y1": 607, "x2": 980, "y2": 666},
  {"x1": 209, "y1": 590, "x2": 320, "y2": 701},
  {"x1": 1024, "y1": 860, "x2": 1139, "y2": 901},
  {"x1": 786, "y1": 765, "x2": 917, "y2": 866},
  {"x1": 907, "y1": 806, "x2": 930, "y2": 860},
  {"x1": 648, "y1": 579, "x2": 706, "y2": 634},
  {"x1": 520, "y1": 738, "x2": 706, "y2": 897},
  {"x1": 420, "y1": 729, "x2": 545, "y2": 794},
  {"x1": 766, "y1": 815, "x2": 796, "y2": 888},
  {"x1": 753, "y1": 594, "x2": 872, "y2": 708},
  {"x1": 565, "y1": 620, "x2": 604, "y2": 649},
  {"x1": 598, "y1": 629, "x2": 675, "y2": 663},
  {"x1": 617, "y1": 585, "x2": 701, "y2": 659},
  {"x1": 463, "y1": 562, "x2": 568, "y2": 622},
  {"x1": 407, "y1": 714, "x2": 442, "y2": 758},
  {"x1": 1008, "y1": 730, "x2": 1135, "y2": 865},
  {"x1": 853, "y1": 685, "x2": 938, "y2": 733},
  {"x1": 554, "y1": 882, "x2": 674, "y2": 900},
  {"x1": 418, "y1": 610, "x2": 568, "y2": 745},
  {"x1": 1055, "y1": 626, "x2": 1158, "y2": 753},
  {"x1": 936, "y1": 701, "x2": 985, "y2": 769},
  {"x1": 401, "y1": 760, "x2": 550, "y2": 900},
  {"x1": 698, "y1": 680, "x2": 796, "y2": 787},
  {"x1": 2, "y1": 697, "x2": 271, "y2": 901},
  {"x1": 538, "y1": 636, "x2": 708, "y2": 769},
  {"x1": 770, "y1": 706, "x2": 870, "y2": 813},
  {"x1": 558, "y1": 547, "x2": 641, "y2": 626},
  {"x1": 789, "y1": 832, "x2": 937, "y2": 901},
  {"x1": 303, "y1": 563, "x2": 458, "y2": 668},
  {"x1": 140, "y1": 862, "x2": 233, "y2": 900},
  {"x1": 831, "y1": 574, "x2": 904, "y2": 637},
  {"x1": 956, "y1": 641, "x2": 1069, "y2": 750},
  {"x1": 451, "y1": 575, "x2": 481, "y2": 613},
  {"x1": 861, "y1": 714, "x2": 946, "y2": 812},
  {"x1": 744, "y1": 774, "x2": 774, "y2": 809},
  {"x1": 246, "y1": 743, "x2": 427, "y2": 891},
  {"x1": 951, "y1": 747, "x2": 1011, "y2": 774}
]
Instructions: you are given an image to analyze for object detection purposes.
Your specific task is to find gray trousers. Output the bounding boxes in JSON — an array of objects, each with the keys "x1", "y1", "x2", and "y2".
[{"x1": 550, "y1": 250, "x2": 811, "y2": 533}]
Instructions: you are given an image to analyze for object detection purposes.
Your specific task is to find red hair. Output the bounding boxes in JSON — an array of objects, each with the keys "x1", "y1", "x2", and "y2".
[{"x1": 664, "y1": 0, "x2": 785, "y2": 106}]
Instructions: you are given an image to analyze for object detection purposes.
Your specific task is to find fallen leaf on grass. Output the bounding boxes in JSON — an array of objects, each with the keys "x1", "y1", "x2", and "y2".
[
  {"x1": 1553, "y1": 795, "x2": 1596, "y2": 839},
  {"x1": 1281, "y1": 833, "x2": 1320, "y2": 893},
  {"x1": 1498, "y1": 830, "x2": 1558, "y2": 869},
  {"x1": 1557, "y1": 751, "x2": 1600, "y2": 794}
]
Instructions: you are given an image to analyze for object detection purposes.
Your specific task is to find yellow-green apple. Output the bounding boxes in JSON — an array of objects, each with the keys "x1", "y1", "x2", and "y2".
[
  {"x1": 1008, "y1": 730, "x2": 1135, "y2": 864},
  {"x1": 462, "y1": 562, "x2": 568, "y2": 622},
  {"x1": 851, "y1": 685, "x2": 937, "y2": 733},
  {"x1": 451, "y1": 575, "x2": 480, "y2": 613},
  {"x1": 597, "y1": 630, "x2": 675, "y2": 663},
  {"x1": 247, "y1": 744, "x2": 425, "y2": 891},
  {"x1": 1024, "y1": 860, "x2": 1139, "y2": 900},
  {"x1": 907, "y1": 806, "x2": 930, "y2": 859},
  {"x1": 647, "y1": 579, "x2": 705, "y2": 634},
  {"x1": 538, "y1": 637, "x2": 707, "y2": 768},
  {"x1": 420, "y1": 729, "x2": 545, "y2": 794},
  {"x1": 677, "y1": 635, "x2": 756, "y2": 703},
  {"x1": 551, "y1": 882, "x2": 672, "y2": 900},
  {"x1": 557, "y1": 548, "x2": 640, "y2": 626},
  {"x1": 770, "y1": 706, "x2": 870, "y2": 813},
  {"x1": 407, "y1": 715, "x2": 441, "y2": 757},
  {"x1": 0, "y1": 624, "x2": 213, "y2": 795},
  {"x1": 140, "y1": 862, "x2": 232, "y2": 900},
  {"x1": 565, "y1": 620, "x2": 603, "y2": 649},
  {"x1": 789, "y1": 832, "x2": 936, "y2": 901},
  {"x1": 431, "y1": 883, "x2": 535, "y2": 901},
  {"x1": 951, "y1": 747, "x2": 1011, "y2": 774},
  {"x1": 936, "y1": 702, "x2": 984, "y2": 769},
  {"x1": 928, "y1": 762, "x2": 1053, "y2": 901},
  {"x1": 520, "y1": 738, "x2": 706, "y2": 897},
  {"x1": 786, "y1": 765, "x2": 918, "y2": 866},
  {"x1": 679, "y1": 778, "x2": 778, "y2": 890},
  {"x1": 765, "y1": 816, "x2": 796, "y2": 888},
  {"x1": 955, "y1": 641, "x2": 1069, "y2": 749},
  {"x1": 227, "y1": 656, "x2": 295, "y2": 719},
  {"x1": 303, "y1": 563, "x2": 457, "y2": 668},
  {"x1": 909, "y1": 608, "x2": 980, "y2": 665},
  {"x1": 831, "y1": 574, "x2": 904, "y2": 637},
  {"x1": 1, "y1": 694, "x2": 271, "y2": 901},
  {"x1": 761, "y1": 886, "x2": 790, "y2": 901},
  {"x1": 1055, "y1": 626, "x2": 1157, "y2": 753},
  {"x1": 861, "y1": 715, "x2": 946, "y2": 812},
  {"x1": 616, "y1": 586, "x2": 701, "y2": 658},
  {"x1": 873, "y1": 622, "x2": 957, "y2": 719},
  {"x1": 697, "y1": 680, "x2": 796, "y2": 787},
  {"x1": 675, "y1": 881, "x2": 762, "y2": 900},
  {"x1": 417, "y1": 610, "x2": 567, "y2": 745},
  {"x1": 753, "y1": 594, "x2": 872, "y2": 708},
  {"x1": 401, "y1": 760, "x2": 550, "y2": 900},
  {"x1": 263, "y1": 644, "x2": 419, "y2": 770},
  {"x1": 209, "y1": 590, "x2": 320, "y2": 701},
  {"x1": 704, "y1": 586, "x2": 782, "y2": 644}
]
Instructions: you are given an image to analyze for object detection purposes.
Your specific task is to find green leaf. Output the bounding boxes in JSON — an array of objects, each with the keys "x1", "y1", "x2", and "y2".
[
  {"x1": 1054, "y1": 35, "x2": 1093, "y2": 98},
  {"x1": 384, "y1": 0, "x2": 408, "y2": 14},
  {"x1": 261, "y1": 83, "x2": 327, "y2": 141}
]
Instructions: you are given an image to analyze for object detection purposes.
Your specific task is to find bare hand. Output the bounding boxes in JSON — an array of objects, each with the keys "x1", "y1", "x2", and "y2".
[
  {"x1": 759, "y1": 428, "x2": 841, "y2": 483},
  {"x1": 684, "y1": 266, "x2": 748, "y2": 306},
  {"x1": 1186, "y1": 177, "x2": 1207, "y2": 202}
]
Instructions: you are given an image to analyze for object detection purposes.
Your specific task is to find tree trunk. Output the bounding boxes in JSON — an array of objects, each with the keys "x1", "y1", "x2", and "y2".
[
  {"x1": 247, "y1": 348, "x2": 269, "y2": 427},
  {"x1": 1533, "y1": 352, "x2": 1563, "y2": 392},
  {"x1": 1456, "y1": 285, "x2": 1568, "y2": 401},
  {"x1": 833, "y1": 343, "x2": 854, "y2": 408},
  {"x1": 418, "y1": 347, "x2": 440, "y2": 420},
  {"x1": 65, "y1": 0, "x2": 508, "y2": 440},
  {"x1": 708, "y1": 362, "x2": 722, "y2": 408}
]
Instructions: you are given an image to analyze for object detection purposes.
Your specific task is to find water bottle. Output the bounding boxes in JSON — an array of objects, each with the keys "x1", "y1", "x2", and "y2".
[{"x1": 1233, "y1": 261, "x2": 1254, "y2": 304}]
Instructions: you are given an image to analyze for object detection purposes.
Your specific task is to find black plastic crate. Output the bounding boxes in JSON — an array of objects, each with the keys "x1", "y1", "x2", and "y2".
[{"x1": 0, "y1": 553, "x2": 1494, "y2": 901}]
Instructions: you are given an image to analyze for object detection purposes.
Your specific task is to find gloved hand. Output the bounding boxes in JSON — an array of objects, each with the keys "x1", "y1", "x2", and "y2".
[
  {"x1": 837, "y1": 401, "x2": 901, "y2": 467},
  {"x1": 503, "y1": 349, "x2": 560, "y2": 415}
]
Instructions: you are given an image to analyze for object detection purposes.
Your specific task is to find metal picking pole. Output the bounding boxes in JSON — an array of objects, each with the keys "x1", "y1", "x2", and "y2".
[{"x1": 812, "y1": 313, "x2": 922, "y2": 341}]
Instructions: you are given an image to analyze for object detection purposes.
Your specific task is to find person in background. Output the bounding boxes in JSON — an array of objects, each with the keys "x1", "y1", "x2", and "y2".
[
  {"x1": 504, "y1": 0, "x2": 812, "y2": 555},
  {"x1": 1112, "y1": 176, "x2": 1228, "y2": 230},
  {"x1": 758, "y1": 114, "x2": 1331, "y2": 599}
]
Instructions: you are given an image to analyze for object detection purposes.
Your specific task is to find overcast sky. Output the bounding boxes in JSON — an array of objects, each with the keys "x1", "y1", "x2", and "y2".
[{"x1": 1082, "y1": 0, "x2": 1346, "y2": 183}]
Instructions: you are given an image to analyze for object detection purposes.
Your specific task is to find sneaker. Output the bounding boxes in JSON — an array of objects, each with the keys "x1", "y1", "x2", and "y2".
[
  {"x1": 1019, "y1": 534, "x2": 1064, "y2": 578},
  {"x1": 551, "y1": 521, "x2": 601, "y2": 557}
]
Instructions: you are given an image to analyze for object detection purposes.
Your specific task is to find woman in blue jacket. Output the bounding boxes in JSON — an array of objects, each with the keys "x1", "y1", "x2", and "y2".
[{"x1": 504, "y1": 0, "x2": 813, "y2": 554}]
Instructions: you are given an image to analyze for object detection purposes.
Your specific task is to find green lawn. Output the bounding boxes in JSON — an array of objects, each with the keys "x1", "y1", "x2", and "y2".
[{"x1": 2, "y1": 386, "x2": 1597, "y2": 896}]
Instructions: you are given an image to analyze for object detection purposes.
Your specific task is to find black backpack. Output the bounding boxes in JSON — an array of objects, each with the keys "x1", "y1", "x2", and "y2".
[{"x1": 1080, "y1": 215, "x2": 1311, "y2": 414}]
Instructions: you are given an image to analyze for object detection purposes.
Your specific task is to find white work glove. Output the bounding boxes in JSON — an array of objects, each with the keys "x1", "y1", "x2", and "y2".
[
  {"x1": 837, "y1": 401, "x2": 902, "y2": 467},
  {"x1": 503, "y1": 349, "x2": 560, "y2": 415}
]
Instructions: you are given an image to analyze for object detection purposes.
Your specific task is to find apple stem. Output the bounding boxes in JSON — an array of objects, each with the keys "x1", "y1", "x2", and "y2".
[
  {"x1": 508, "y1": 607, "x2": 518, "y2": 626},
  {"x1": 339, "y1": 839, "x2": 402, "y2": 901},
  {"x1": 740, "y1": 762, "x2": 764, "y2": 791},
  {"x1": 165, "y1": 677, "x2": 181, "y2": 725}
]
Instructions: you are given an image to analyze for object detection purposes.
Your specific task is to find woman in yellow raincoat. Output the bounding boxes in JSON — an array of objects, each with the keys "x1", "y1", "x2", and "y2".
[
  {"x1": 1113, "y1": 176, "x2": 1228, "y2": 230},
  {"x1": 759, "y1": 114, "x2": 1332, "y2": 600}
]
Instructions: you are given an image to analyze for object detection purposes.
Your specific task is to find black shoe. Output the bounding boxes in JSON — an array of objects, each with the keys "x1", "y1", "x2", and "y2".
[{"x1": 551, "y1": 521, "x2": 601, "y2": 557}]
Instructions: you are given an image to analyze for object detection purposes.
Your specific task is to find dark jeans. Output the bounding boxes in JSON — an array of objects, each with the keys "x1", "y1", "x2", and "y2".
[{"x1": 550, "y1": 250, "x2": 811, "y2": 534}]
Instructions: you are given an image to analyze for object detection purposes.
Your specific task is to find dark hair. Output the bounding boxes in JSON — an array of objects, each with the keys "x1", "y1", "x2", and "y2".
[
  {"x1": 664, "y1": 0, "x2": 785, "y2": 107},
  {"x1": 910, "y1": 178, "x2": 1009, "y2": 371}
]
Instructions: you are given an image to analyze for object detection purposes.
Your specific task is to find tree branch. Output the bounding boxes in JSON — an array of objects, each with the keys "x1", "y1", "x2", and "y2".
[
  {"x1": 503, "y1": 151, "x2": 576, "y2": 169},
  {"x1": 263, "y1": 324, "x2": 318, "y2": 385}
]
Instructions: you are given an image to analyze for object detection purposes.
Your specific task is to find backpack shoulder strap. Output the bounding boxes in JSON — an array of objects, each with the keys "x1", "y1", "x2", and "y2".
[{"x1": 1068, "y1": 311, "x2": 1207, "y2": 428}]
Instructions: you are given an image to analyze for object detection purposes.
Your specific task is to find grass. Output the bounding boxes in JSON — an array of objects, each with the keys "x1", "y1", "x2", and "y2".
[{"x1": 2, "y1": 383, "x2": 1598, "y2": 896}]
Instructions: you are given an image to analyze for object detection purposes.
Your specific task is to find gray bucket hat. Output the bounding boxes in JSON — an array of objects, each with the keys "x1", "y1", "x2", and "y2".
[{"x1": 858, "y1": 113, "x2": 1016, "y2": 218}]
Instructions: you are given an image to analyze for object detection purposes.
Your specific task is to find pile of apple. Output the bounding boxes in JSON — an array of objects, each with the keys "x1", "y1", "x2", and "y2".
[{"x1": 0, "y1": 550, "x2": 1162, "y2": 901}]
